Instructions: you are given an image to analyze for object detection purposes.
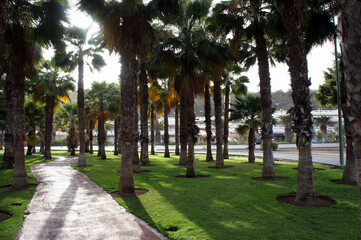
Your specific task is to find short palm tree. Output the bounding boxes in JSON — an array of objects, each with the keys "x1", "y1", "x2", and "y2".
[
  {"x1": 314, "y1": 115, "x2": 331, "y2": 136},
  {"x1": 230, "y1": 95, "x2": 262, "y2": 163},
  {"x1": 25, "y1": 100, "x2": 44, "y2": 155},
  {"x1": 279, "y1": 115, "x2": 293, "y2": 142}
]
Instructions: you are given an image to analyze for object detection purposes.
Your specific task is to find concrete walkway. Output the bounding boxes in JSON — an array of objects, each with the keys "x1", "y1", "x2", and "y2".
[{"x1": 17, "y1": 156, "x2": 166, "y2": 240}]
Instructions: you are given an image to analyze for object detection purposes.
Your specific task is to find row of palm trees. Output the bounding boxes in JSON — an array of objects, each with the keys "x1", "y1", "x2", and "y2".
[{"x1": 1, "y1": 0, "x2": 361, "y2": 233}]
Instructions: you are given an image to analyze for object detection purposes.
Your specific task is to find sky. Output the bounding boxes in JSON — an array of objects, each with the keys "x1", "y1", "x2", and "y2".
[{"x1": 59, "y1": 0, "x2": 336, "y2": 93}]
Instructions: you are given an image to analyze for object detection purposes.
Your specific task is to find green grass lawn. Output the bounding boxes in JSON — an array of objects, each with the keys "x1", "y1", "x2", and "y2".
[
  {"x1": 72, "y1": 153, "x2": 360, "y2": 240},
  {"x1": 0, "y1": 155, "x2": 56, "y2": 240}
]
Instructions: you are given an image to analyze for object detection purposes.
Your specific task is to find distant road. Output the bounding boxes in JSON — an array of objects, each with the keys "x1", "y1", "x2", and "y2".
[{"x1": 51, "y1": 143, "x2": 343, "y2": 167}]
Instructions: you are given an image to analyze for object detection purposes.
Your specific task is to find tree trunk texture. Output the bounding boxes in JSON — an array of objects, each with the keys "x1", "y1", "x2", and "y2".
[
  {"x1": 26, "y1": 145, "x2": 32, "y2": 156},
  {"x1": 0, "y1": 130, "x2": 4, "y2": 150},
  {"x1": 204, "y1": 82, "x2": 213, "y2": 162},
  {"x1": 151, "y1": 109, "x2": 155, "y2": 155},
  {"x1": 185, "y1": 86, "x2": 197, "y2": 177},
  {"x1": 223, "y1": 84, "x2": 230, "y2": 159},
  {"x1": 89, "y1": 122, "x2": 94, "y2": 154},
  {"x1": 175, "y1": 103, "x2": 180, "y2": 155},
  {"x1": 214, "y1": 79, "x2": 224, "y2": 168},
  {"x1": 98, "y1": 97, "x2": 106, "y2": 159},
  {"x1": 44, "y1": 95, "x2": 55, "y2": 160},
  {"x1": 254, "y1": 21, "x2": 275, "y2": 179},
  {"x1": 10, "y1": 23, "x2": 28, "y2": 188},
  {"x1": 164, "y1": 100, "x2": 170, "y2": 158},
  {"x1": 179, "y1": 90, "x2": 188, "y2": 165},
  {"x1": 119, "y1": 14, "x2": 137, "y2": 194},
  {"x1": 2, "y1": 57, "x2": 15, "y2": 169},
  {"x1": 85, "y1": 128, "x2": 90, "y2": 153},
  {"x1": 132, "y1": 66, "x2": 140, "y2": 173},
  {"x1": 139, "y1": 61, "x2": 150, "y2": 165},
  {"x1": 114, "y1": 118, "x2": 118, "y2": 155},
  {"x1": 77, "y1": 55, "x2": 87, "y2": 166},
  {"x1": 285, "y1": 126, "x2": 293, "y2": 142},
  {"x1": 40, "y1": 141, "x2": 45, "y2": 154},
  {"x1": 117, "y1": 115, "x2": 122, "y2": 154},
  {"x1": 283, "y1": 0, "x2": 316, "y2": 205},
  {"x1": 0, "y1": 0, "x2": 5, "y2": 76},
  {"x1": 340, "y1": 57, "x2": 357, "y2": 185},
  {"x1": 248, "y1": 127, "x2": 256, "y2": 163}
]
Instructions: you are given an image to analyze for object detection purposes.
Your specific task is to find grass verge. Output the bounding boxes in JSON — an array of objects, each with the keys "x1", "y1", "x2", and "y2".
[
  {"x1": 73, "y1": 153, "x2": 360, "y2": 240},
  {"x1": 0, "y1": 155, "x2": 56, "y2": 239}
]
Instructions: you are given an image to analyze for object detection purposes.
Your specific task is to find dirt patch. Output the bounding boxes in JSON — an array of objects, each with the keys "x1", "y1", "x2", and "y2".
[
  {"x1": 173, "y1": 164, "x2": 187, "y2": 166},
  {"x1": 140, "y1": 164, "x2": 157, "y2": 167},
  {"x1": 111, "y1": 188, "x2": 149, "y2": 198},
  {"x1": 276, "y1": 195, "x2": 336, "y2": 207},
  {"x1": 10, "y1": 203, "x2": 22, "y2": 206},
  {"x1": 292, "y1": 167, "x2": 326, "y2": 171},
  {"x1": 165, "y1": 226, "x2": 179, "y2": 232},
  {"x1": 175, "y1": 175, "x2": 209, "y2": 178},
  {"x1": 208, "y1": 166, "x2": 234, "y2": 169},
  {"x1": 330, "y1": 179, "x2": 357, "y2": 185},
  {"x1": 0, "y1": 184, "x2": 37, "y2": 191},
  {"x1": 0, "y1": 211, "x2": 12, "y2": 223},
  {"x1": 134, "y1": 170, "x2": 151, "y2": 173},
  {"x1": 251, "y1": 176, "x2": 289, "y2": 181}
]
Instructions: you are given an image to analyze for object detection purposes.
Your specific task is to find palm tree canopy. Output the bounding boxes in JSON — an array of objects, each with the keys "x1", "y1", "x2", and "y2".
[{"x1": 229, "y1": 94, "x2": 262, "y2": 129}]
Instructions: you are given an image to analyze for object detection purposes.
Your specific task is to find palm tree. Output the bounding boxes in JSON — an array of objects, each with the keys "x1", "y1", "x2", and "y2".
[
  {"x1": 5, "y1": 0, "x2": 67, "y2": 188},
  {"x1": 204, "y1": 81, "x2": 213, "y2": 162},
  {"x1": 0, "y1": 0, "x2": 5, "y2": 76},
  {"x1": 139, "y1": 61, "x2": 150, "y2": 165},
  {"x1": 25, "y1": 100, "x2": 44, "y2": 155},
  {"x1": 213, "y1": 78, "x2": 224, "y2": 167},
  {"x1": 84, "y1": 90, "x2": 98, "y2": 155},
  {"x1": 230, "y1": 95, "x2": 262, "y2": 163},
  {"x1": 338, "y1": 0, "x2": 361, "y2": 232},
  {"x1": 56, "y1": 27, "x2": 105, "y2": 166},
  {"x1": 35, "y1": 60, "x2": 75, "y2": 160},
  {"x1": 79, "y1": 0, "x2": 179, "y2": 194},
  {"x1": 282, "y1": 0, "x2": 316, "y2": 205},
  {"x1": 55, "y1": 103, "x2": 78, "y2": 156},
  {"x1": 222, "y1": 63, "x2": 248, "y2": 159},
  {"x1": 157, "y1": 0, "x2": 227, "y2": 176},
  {"x1": 314, "y1": 115, "x2": 331, "y2": 136},
  {"x1": 279, "y1": 115, "x2": 293, "y2": 142}
]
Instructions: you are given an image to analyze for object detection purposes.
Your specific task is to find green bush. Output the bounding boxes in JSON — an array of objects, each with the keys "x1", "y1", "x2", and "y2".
[{"x1": 260, "y1": 141, "x2": 279, "y2": 151}]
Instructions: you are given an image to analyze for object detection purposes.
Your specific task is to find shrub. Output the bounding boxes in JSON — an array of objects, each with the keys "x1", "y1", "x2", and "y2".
[{"x1": 260, "y1": 141, "x2": 279, "y2": 151}]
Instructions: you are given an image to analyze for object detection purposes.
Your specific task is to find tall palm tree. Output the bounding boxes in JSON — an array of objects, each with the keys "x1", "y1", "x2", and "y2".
[
  {"x1": 35, "y1": 60, "x2": 75, "y2": 160},
  {"x1": 157, "y1": 0, "x2": 227, "y2": 176},
  {"x1": 213, "y1": 78, "x2": 224, "y2": 167},
  {"x1": 139, "y1": 61, "x2": 150, "y2": 165},
  {"x1": 56, "y1": 27, "x2": 105, "y2": 166},
  {"x1": 338, "y1": 0, "x2": 361, "y2": 232},
  {"x1": 0, "y1": 0, "x2": 4, "y2": 76},
  {"x1": 5, "y1": 0, "x2": 67, "y2": 188},
  {"x1": 230, "y1": 95, "x2": 262, "y2": 163},
  {"x1": 84, "y1": 89, "x2": 98, "y2": 155},
  {"x1": 204, "y1": 80, "x2": 213, "y2": 162},
  {"x1": 282, "y1": 0, "x2": 316, "y2": 205},
  {"x1": 222, "y1": 63, "x2": 248, "y2": 159},
  {"x1": 79, "y1": 0, "x2": 179, "y2": 194}
]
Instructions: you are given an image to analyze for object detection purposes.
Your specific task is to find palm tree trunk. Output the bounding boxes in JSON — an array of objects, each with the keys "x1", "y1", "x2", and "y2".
[
  {"x1": 114, "y1": 118, "x2": 119, "y2": 155},
  {"x1": 340, "y1": 58, "x2": 356, "y2": 184},
  {"x1": 204, "y1": 82, "x2": 213, "y2": 162},
  {"x1": 89, "y1": 121, "x2": 94, "y2": 154},
  {"x1": 285, "y1": 126, "x2": 293, "y2": 142},
  {"x1": 338, "y1": 1, "x2": 361, "y2": 192},
  {"x1": 117, "y1": 115, "x2": 122, "y2": 154},
  {"x1": 151, "y1": 109, "x2": 155, "y2": 155},
  {"x1": 0, "y1": 129, "x2": 4, "y2": 150},
  {"x1": 98, "y1": 97, "x2": 107, "y2": 159},
  {"x1": 119, "y1": 14, "x2": 137, "y2": 195},
  {"x1": 2, "y1": 60, "x2": 15, "y2": 169},
  {"x1": 139, "y1": 61, "x2": 149, "y2": 164},
  {"x1": 175, "y1": 103, "x2": 180, "y2": 155},
  {"x1": 40, "y1": 140, "x2": 45, "y2": 154},
  {"x1": 77, "y1": 55, "x2": 86, "y2": 166},
  {"x1": 164, "y1": 100, "x2": 170, "y2": 157},
  {"x1": 132, "y1": 65, "x2": 140, "y2": 173},
  {"x1": 248, "y1": 126, "x2": 256, "y2": 163},
  {"x1": 186, "y1": 89, "x2": 197, "y2": 177},
  {"x1": 223, "y1": 84, "x2": 230, "y2": 159},
  {"x1": 179, "y1": 91, "x2": 188, "y2": 165},
  {"x1": 0, "y1": 0, "x2": 5, "y2": 76},
  {"x1": 11, "y1": 23, "x2": 28, "y2": 188},
  {"x1": 44, "y1": 95, "x2": 55, "y2": 160},
  {"x1": 214, "y1": 79, "x2": 224, "y2": 168},
  {"x1": 254, "y1": 20, "x2": 275, "y2": 180},
  {"x1": 85, "y1": 128, "x2": 90, "y2": 153},
  {"x1": 283, "y1": 0, "x2": 316, "y2": 205}
]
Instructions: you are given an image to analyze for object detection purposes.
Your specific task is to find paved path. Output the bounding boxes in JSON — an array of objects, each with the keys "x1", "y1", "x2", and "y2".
[{"x1": 17, "y1": 156, "x2": 166, "y2": 240}]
